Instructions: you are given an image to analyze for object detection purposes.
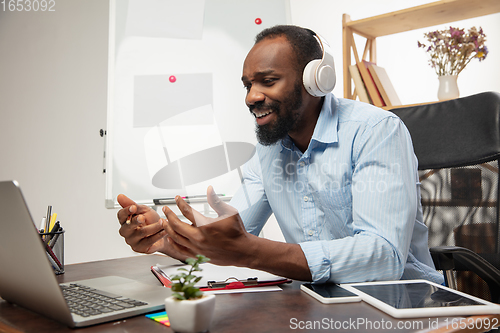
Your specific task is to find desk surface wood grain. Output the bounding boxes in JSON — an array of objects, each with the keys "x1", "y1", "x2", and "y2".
[{"x1": 0, "y1": 254, "x2": 498, "y2": 333}]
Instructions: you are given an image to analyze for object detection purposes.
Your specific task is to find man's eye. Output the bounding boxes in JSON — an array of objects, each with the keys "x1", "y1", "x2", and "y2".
[
  {"x1": 243, "y1": 84, "x2": 251, "y2": 91},
  {"x1": 263, "y1": 78, "x2": 276, "y2": 85}
]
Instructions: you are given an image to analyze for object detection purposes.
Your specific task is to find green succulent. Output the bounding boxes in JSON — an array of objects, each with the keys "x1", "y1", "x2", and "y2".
[{"x1": 170, "y1": 255, "x2": 210, "y2": 300}]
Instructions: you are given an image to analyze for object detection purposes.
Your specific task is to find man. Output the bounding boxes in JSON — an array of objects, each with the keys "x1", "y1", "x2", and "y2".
[{"x1": 117, "y1": 25, "x2": 444, "y2": 284}]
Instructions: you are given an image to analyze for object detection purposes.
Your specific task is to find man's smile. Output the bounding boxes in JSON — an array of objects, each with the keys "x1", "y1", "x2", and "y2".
[
  {"x1": 252, "y1": 108, "x2": 274, "y2": 119},
  {"x1": 253, "y1": 109, "x2": 276, "y2": 126}
]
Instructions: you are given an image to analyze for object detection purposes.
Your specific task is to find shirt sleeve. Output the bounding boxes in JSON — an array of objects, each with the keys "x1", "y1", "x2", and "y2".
[
  {"x1": 300, "y1": 116, "x2": 419, "y2": 283},
  {"x1": 229, "y1": 150, "x2": 273, "y2": 236}
]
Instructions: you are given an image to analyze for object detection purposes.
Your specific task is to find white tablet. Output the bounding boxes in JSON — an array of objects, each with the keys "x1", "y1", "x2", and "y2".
[{"x1": 341, "y1": 280, "x2": 500, "y2": 318}]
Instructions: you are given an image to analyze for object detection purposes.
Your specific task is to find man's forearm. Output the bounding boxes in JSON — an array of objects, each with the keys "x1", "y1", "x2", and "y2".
[{"x1": 244, "y1": 235, "x2": 312, "y2": 281}]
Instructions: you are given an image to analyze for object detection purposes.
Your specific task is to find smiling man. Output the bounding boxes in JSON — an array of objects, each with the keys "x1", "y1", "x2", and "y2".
[
  {"x1": 117, "y1": 25, "x2": 444, "y2": 285},
  {"x1": 243, "y1": 28, "x2": 323, "y2": 153}
]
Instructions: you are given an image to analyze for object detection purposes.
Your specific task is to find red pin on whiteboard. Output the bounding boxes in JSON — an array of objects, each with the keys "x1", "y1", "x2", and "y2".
[
  {"x1": 169, "y1": 75, "x2": 176, "y2": 83},
  {"x1": 255, "y1": 18, "x2": 262, "y2": 25}
]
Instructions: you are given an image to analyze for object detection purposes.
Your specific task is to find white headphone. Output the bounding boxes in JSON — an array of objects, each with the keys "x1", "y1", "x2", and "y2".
[{"x1": 302, "y1": 32, "x2": 336, "y2": 97}]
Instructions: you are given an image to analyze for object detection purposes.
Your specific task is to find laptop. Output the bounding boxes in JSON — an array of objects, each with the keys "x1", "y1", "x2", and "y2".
[{"x1": 0, "y1": 180, "x2": 171, "y2": 328}]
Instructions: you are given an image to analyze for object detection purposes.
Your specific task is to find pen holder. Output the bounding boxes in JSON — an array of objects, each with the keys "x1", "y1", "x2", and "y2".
[{"x1": 39, "y1": 229, "x2": 65, "y2": 275}]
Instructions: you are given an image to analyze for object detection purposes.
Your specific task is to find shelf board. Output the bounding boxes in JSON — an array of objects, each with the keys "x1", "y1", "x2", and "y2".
[{"x1": 345, "y1": 0, "x2": 500, "y2": 38}]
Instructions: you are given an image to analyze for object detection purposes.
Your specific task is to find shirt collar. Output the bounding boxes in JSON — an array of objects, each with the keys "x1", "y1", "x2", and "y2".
[
  {"x1": 311, "y1": 93, "x2": 339, "y2": 144},
  {"x1": 280, "y1": 93, "x2": 339, "y2": 153}
]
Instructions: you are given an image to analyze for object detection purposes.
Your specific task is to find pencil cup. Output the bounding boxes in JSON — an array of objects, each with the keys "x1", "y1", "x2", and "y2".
[{"x1": 39, "y1": 229, "x2": 65, "y2": 275}]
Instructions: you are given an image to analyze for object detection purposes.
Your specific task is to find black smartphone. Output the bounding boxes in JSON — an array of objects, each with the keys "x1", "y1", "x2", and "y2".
[{"x1": 301, "y1": 283, "x2": 361, "y2": 304}]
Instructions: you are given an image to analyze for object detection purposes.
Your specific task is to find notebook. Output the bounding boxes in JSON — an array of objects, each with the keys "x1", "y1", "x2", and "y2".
[{"x1": 0, "y1": 180, "x2": 171, "y2": 328}]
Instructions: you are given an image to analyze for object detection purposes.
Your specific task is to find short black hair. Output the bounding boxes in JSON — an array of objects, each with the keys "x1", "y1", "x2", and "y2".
[{"x1": 254, "y1": 25, "x2": 322, "y2": 73}]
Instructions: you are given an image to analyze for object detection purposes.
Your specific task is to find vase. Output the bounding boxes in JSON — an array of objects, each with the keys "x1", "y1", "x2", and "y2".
[
  {"x1": 437, "y1": 75, "x2": 460, "y2": 101},
  {"x1": 165, "y1": 293, "x2": 216, "y2": 332}
]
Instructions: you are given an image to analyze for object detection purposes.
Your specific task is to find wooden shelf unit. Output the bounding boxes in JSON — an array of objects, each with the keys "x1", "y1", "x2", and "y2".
[{"x1": 343, "y1": 0, "x2": 500, "y2": 103}]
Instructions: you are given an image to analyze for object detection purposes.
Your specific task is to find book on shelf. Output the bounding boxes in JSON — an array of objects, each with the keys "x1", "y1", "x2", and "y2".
[
  {"x1": 348, "y1": 65, "x2": 371, "y2": 104},
  {"x1": 356, "y1": 60, "x2": 385, "y2": 107},
  {"x1": 367, "y1": 64, "x2": 402, "y2": 107}
]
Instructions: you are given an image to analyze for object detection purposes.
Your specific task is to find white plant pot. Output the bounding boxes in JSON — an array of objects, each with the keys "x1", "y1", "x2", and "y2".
[{"x1": 165, "y1": 293, "x2": 216, "y2": 333}]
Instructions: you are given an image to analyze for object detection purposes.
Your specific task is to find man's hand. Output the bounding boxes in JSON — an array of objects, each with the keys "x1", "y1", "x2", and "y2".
[
  {"x1": 162, "y1": 186, "x2": 255, "y2": 266},
  {"x1": 117, "y1": 194, "x2": 167, "y2": 254}
]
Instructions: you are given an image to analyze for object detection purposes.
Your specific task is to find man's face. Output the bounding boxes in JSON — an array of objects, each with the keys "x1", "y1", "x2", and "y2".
[{"x1": 241, "y1": 36, "x2": 306, "y2": 145}]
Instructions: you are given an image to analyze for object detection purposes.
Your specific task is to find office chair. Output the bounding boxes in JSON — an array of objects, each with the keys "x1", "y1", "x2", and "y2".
[{"x1": 391, "y1": 91, "x2": 500, "y2": 303}]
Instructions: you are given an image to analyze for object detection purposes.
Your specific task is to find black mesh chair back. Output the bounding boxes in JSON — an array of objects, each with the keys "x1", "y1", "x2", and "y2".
[{"x1": 391, "y1": 91, "x2": 500, "y2": 302}]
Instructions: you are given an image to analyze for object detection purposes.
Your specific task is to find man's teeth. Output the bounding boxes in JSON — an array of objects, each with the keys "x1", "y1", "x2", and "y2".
[{"x1": 253, "y1": 110, "x2": 273, "y2": 118}]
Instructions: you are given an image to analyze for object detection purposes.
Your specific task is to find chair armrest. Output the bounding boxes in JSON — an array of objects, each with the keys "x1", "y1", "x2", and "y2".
[{"x1": 430, "y1": 246, "x2": 500, "y2": 303}]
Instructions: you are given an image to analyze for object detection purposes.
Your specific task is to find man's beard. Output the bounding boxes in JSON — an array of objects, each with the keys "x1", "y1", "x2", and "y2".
[{"x1": 252, "y1": 82, "x2": 303, "y2": 146}]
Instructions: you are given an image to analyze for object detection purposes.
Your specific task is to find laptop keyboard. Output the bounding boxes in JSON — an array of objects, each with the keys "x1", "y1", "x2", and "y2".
[{"x1": 60, "y1": 283, "x2": 148, "y2": 317}]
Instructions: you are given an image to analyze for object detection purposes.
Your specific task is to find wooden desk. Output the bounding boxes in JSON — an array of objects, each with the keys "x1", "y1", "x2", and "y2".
[{"x1": 1, "y1": 255, "x2": 499, "y2": 333}]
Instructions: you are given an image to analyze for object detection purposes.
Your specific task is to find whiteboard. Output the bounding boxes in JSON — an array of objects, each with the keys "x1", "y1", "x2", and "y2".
[{"x1": 105, "y1": 0, "x2": 291, "y2": 208}]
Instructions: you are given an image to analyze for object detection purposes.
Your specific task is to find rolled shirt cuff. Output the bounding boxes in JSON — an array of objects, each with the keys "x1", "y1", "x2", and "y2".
[{"x1": 299, "y1": 241, "x2": 331, "y2": 283}]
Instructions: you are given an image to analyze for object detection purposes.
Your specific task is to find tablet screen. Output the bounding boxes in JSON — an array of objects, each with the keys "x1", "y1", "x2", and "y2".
[{"x1": 353, "y1": 282, "x2": 483, "y2": 309}]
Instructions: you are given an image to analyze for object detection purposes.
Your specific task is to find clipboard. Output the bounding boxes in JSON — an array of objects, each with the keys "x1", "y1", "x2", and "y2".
[{"x1": 151, "y1": 263, "x2": 291, "y2": 292}]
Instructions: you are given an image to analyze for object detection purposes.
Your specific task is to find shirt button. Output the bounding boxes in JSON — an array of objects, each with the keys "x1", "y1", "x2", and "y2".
[
  {"x1": 299, "y1": 161, "x2": 305, "y2": 167},
  {"x1": 304, "y1": 196, "x2": 309, "y2": 202},
  {"x1": 308, "y1": 230, "x2": 314, "y2": 236}
]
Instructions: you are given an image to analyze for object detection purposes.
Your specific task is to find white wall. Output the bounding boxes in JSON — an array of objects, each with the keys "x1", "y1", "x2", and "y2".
[
  {"x1": 0, "y1": 0, "x2": 138, "y2": 263},
  {"x1": 0, "y1": 0, "x2": 498, "y2": 264}
]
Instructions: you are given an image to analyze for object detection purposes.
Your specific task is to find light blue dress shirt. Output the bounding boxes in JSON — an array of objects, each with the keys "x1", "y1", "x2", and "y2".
[{"x1": 230, "y1": 94, "x2": 444, "y2": 284}]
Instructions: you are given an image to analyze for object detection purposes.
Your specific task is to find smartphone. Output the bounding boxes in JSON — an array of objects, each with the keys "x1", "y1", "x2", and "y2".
[{"x1": 301, "y1": 283, "x2": 361, "y2": 304}]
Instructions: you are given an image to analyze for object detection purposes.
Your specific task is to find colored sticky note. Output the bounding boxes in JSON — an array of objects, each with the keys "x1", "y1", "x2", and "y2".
[{"x1": 146, "y1": 311, "x2": 170, "y2": 326}]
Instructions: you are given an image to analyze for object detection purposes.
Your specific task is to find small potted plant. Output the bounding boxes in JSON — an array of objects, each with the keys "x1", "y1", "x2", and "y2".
[{"x1": 165, "y1": 255, "x2": 215, "y2": 333}]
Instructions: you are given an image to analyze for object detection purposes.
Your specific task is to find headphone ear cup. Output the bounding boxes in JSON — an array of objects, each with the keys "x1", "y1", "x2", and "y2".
[
  {"x1": 303, "y1": 33, "x2": 336, "y2": 97},
  {"x1": 317, "y1": 65, "x2": 336, "y2": 93},
  {"x1": 302, "y1": 59, "x2": 324, "y2": 97}
]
